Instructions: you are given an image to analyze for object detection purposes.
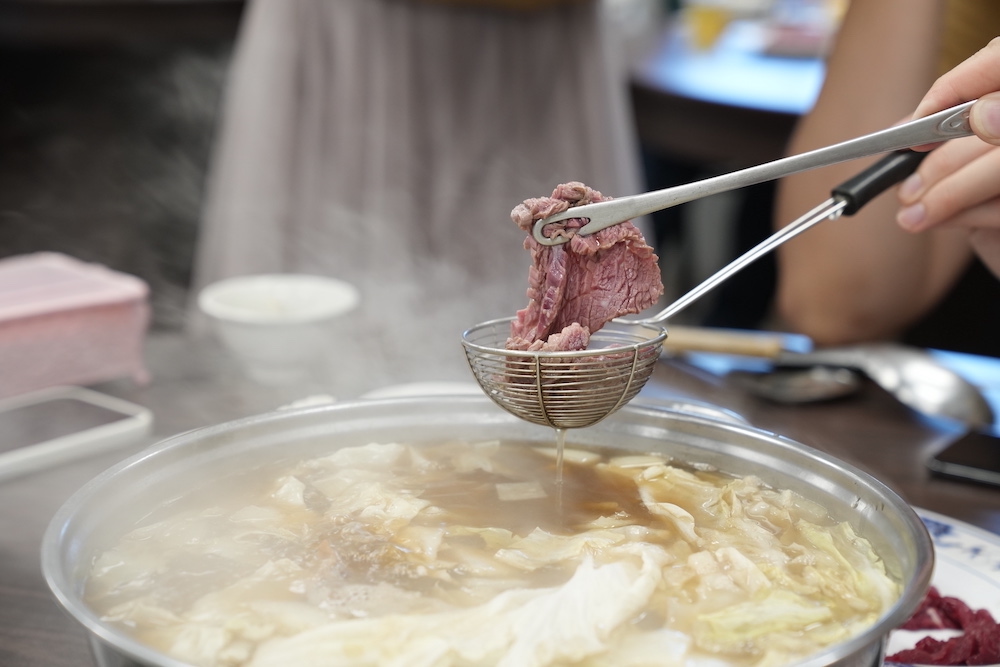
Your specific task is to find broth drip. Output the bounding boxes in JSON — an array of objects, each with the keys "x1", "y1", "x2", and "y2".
[{"x1": 553, "y1": 427, "x2": 566, "y2": 512}]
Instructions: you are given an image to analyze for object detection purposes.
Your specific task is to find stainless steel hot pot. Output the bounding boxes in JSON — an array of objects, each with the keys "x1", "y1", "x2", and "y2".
[{"x1": 41, "y1": 395, "x2": 934, "y2": 667}]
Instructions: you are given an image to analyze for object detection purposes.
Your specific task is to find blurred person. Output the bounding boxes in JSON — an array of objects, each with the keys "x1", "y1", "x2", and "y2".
[
  {"x1": 189, "y1": 0, "x2": 648, "y2": 390},
  {"x1": 773, "y1": 0, "x2": 1000, "y2": 356}
]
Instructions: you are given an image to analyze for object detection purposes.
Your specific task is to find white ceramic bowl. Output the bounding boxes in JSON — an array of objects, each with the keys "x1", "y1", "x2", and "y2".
[{"x1": 198, "y1": 274, "x2": 360, "y2": 384}]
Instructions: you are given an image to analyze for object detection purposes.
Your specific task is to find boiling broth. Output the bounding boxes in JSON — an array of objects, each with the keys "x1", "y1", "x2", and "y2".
[{"x1": 85, "y1": 438, "x2": 900, "y2": 667}]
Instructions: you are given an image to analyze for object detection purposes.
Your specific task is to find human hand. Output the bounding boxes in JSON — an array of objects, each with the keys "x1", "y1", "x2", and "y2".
[
  {"x1": 913, "y1": 37, "x2": 1000, "y2": 146},
  {"x1": 897, "y1": 136, "x2": 1000, "y2": 277}
]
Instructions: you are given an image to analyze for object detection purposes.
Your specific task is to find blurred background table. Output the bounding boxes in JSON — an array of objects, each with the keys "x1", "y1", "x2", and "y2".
[{"x1": 631, "y1": 14, "x2": 825, "y2": 167}]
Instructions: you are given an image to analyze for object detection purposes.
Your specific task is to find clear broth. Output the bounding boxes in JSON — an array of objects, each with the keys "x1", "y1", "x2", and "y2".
[{"x1": 85, "y1": 438, "x2": 899, "y2": 667}]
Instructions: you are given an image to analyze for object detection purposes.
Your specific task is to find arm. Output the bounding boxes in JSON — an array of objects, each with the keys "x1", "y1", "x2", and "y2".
[{"x1": 773, "y1": 0, "x2": 972, "y2": 346}]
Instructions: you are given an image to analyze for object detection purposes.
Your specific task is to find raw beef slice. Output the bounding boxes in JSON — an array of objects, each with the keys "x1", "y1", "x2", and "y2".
[
  {"x1": 889, "y1": 586, "x2": 1000, "y2": 665},
  {"x1": 506, "y1": 182, "x2": 663, "y2": 352}
]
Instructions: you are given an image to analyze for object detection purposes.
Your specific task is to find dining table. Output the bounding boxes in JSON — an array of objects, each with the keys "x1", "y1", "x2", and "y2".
[{"x1": 4, "y1": 328, "x2": 1000, "y2": 666}]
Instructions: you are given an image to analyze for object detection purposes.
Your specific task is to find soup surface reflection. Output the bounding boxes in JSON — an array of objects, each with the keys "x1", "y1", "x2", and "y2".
[{"x1": 86, "y1": 439, "x2": 900, "y2": 666}]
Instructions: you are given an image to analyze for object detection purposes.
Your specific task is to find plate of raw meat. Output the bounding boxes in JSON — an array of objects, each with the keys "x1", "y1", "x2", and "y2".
[{"x1": 886, "y1": 507, "x2": 1000, "y2": 666}]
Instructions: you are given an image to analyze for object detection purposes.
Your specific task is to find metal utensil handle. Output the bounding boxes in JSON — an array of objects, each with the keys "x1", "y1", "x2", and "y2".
[
  {"x1": 633, "y1": 198, "x2": 847, "y2": 324},
  {"x1": 533, "y1": 100, "x2": 974, "y2": 245},
  {"x1": 628, "y1": 149, "x2": 928, "y2": 325},
  {"x1": 830, "y1": 149, "x2": 926, "y2": 214}
]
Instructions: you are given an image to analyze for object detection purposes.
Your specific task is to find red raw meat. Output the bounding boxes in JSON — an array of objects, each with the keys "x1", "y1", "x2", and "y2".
[
  {"x1": 889, "y1": 587, "x2": 1000, "y2": 665},
  {"x1": 506, "y1": 182, "x2": 663, "y2": 351}
]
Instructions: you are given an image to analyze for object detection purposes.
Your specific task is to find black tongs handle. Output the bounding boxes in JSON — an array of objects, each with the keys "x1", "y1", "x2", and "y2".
[{"x1": 833, "y1": 150, "x2": 928, "y2": 215}]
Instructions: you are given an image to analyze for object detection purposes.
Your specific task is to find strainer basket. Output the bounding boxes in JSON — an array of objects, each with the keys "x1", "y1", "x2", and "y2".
[{"x1": 461, "y1": 317, "x2": 667, "y2": 429}]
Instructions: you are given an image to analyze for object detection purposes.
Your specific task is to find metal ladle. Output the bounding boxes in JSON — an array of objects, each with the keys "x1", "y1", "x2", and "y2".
[
  {"x1": 732, "y1": 366, "x2": 865, "y2": 405},
  {"x1": 773, "y1": 344, "x2": 995, "y2": 428},
  {"x1": 669, "y1": 331, "x2": 992, "y2": 427}
]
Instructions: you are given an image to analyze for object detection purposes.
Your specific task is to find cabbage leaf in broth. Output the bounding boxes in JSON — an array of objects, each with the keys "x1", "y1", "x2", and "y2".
[{"x1": 85, "y1": 439, "x2": 900, "y2": 667}]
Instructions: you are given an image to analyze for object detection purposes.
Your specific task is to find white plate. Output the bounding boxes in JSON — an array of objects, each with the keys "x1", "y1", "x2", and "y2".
[{"x1": 886, "y1": 506, "x2": 1000, "y2": 666}]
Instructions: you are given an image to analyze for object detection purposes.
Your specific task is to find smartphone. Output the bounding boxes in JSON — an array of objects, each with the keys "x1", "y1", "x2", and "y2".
[
  {"x1": 0, "y1": 386, "x2": 151, "y2": 481},
  {"x1": 928, "y1": 429, "x2": 1000, "y2": 487}
]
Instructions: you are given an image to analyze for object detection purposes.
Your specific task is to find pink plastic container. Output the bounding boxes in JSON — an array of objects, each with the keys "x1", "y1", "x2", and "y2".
[{"x1": 0, "y1": 253, "x2": 151, "y2": 399}]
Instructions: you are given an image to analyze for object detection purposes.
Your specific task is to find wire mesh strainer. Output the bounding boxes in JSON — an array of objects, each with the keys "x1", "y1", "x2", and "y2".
[{"x1": 461, "y1": 317, "x2": 666, "y2": 429}]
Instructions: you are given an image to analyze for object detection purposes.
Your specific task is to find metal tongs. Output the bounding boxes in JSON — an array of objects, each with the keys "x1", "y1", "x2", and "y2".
[
  {"x1": 464, "y1": 130, "x2": 971, "y2": 430},
  {"x1": 636, "y1": 149, "x2": 932, "y2": 323},
  {"x1": 532, "y1": 100, "x2": 975, "y2": 246}
]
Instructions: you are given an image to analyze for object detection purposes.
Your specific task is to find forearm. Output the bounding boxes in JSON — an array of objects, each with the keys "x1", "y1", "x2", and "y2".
[{"x1": 774, "y1": 0, "x2": 970, "y2": 344}]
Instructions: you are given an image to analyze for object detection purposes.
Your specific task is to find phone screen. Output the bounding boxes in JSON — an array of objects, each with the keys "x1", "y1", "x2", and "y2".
[
  {"x1": 928, "y1": 430, "x2": 1000, "y2": 487},
  {"x1": 0, "y1": 397, "x2": 133, "y2": 454}
]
